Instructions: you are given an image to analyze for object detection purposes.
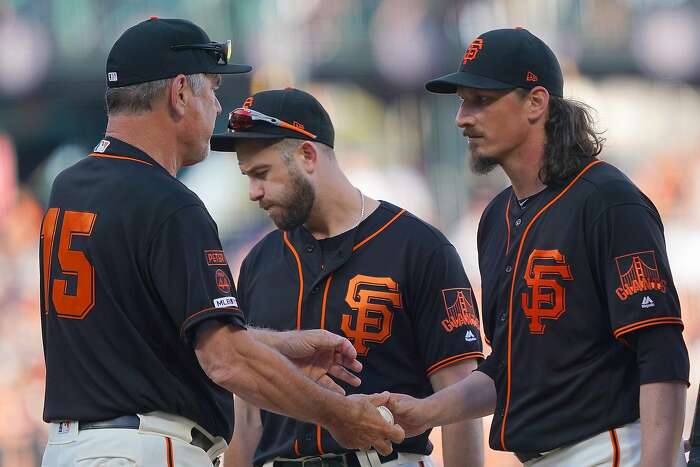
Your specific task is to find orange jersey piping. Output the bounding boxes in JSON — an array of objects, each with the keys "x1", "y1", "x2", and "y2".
[
  {"x1": 504, "y1": 195, "x2": 512, "y2": 255},
  {"x1": 165, "y1": 437, "x2": 174, "y2": 467},
  {"x1": 613, "y1": 316, "x2": 683, "y2": 338},
  {"x1": 320, "y1": 275, "x2": 333, "y2": 330},
  {"x1": 284, "y1": 231, "x2": 304, "y2": 330},
  {"x1": 426, "y1": 351, "x2": 484, "y2": 377},
  {"x1": 89, "y1": 152, "x2": 153, "y2": 166},
  {"x1": 500, "y1": 160, "x2": 602, "y2": 450},
  {"x1": 609, "y1": 429, "x2": 620, "y2": 467},
  {"x1": 353, "y1": 209, "x2": 406, "y2": 251}
]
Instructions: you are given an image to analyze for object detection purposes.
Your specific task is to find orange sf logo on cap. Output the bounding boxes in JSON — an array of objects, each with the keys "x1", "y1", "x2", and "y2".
[
  {"x1": 243, "y1": 96, "x2": 254, "y2": 109},
  {"x1": 463, "y1": 38, "x2": 484, "y2": 63}
]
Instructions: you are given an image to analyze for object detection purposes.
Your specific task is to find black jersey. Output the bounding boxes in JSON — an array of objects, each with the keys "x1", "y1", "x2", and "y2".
[
  {"x1": 237, "y1": 201, "x2": 483, "y2": 465},
  {"x1": 39, "y1": 137, "x2": 245, "y2": 440},
  {"x1": 476, "y1": 160, "x2": 688, "y2": 453}
]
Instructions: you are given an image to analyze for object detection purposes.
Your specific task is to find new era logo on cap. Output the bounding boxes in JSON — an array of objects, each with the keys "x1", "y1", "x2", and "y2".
[{"x1": 107, "y1": 72, "x2": 118, "y2": 82}]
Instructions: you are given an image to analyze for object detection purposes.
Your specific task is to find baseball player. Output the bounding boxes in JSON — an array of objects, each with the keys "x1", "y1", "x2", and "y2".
[
  {"x1": 39, "y1": 18, "x2": 403, "y2": 467},
  {"x1": 386, "y1": 28, "x2": 690, "y2": 466},
  {"x1": 209, "y1": 88, "x2": 485, "y2": 467}
]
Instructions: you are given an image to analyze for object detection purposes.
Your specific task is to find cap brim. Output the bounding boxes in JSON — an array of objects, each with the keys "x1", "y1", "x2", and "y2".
[
  {"x1": 210, "y1": 63, "x2": 253, "y2": 74},
  {"x1": 210, "y1": 131, "x2": 286, "y2": 152},
  {"x1": 425, "y1": 71, "x2": 515, "y2": 94}
]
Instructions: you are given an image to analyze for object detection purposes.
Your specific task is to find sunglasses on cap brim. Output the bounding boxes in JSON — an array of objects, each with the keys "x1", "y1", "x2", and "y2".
[
  {"x1": 228, "y1": 108, "x2": 317, "y2": 139},
  {"x1": 171, "y1": 39, "x2": 233, "y2": 64}
]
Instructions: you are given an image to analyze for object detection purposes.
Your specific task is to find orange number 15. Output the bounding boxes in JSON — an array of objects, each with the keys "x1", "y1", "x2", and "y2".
[{"x1": 41, "y1": 208, "x2": 97, "y2": 319}]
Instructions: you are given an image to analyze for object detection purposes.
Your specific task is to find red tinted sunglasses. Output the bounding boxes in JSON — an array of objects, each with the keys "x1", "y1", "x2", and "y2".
[{"x1": 228, "y1": 108, "x2": 317, "y2": 139}]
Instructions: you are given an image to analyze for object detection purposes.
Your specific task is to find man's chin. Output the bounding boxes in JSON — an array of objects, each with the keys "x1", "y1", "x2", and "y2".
[{"x1": 469, "y1": 153, "x2": 499, "y2": 175}]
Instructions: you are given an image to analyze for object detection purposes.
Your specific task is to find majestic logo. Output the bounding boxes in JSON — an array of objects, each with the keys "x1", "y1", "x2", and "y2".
[
  {"x1": 465, "y1": 330, "x2": 477, "y2": 342},
  {"x1": 521, "y1": 249, "x2": 574, "y2": 334},
  {"x1": 215, "y1": 269, "x2": 231, "y2": 294},
  {"x1": 441, "y1": 288, "x2": 479, "y2": 332},
  {"x1": 526, "y1": 71, "x2": 539, "y2": 82},
  {"x1": 615, "y1": 250, "x2": 667, "y2": 300},
  {"x1": 463, "y1": 38, "x2": 484, "y2": 63},
  {"x1": 205, "y1": 249, "x2": 227, "y2": 266},
  {"x1": 641, "y1": 296, "x2": 655, "y2": 309},
  {"x1": 341, "y1": 275, "x2": 402, "y2": 356},
  {"x1": 243, "y1": 96, "x2": 254, "y2": 109}
]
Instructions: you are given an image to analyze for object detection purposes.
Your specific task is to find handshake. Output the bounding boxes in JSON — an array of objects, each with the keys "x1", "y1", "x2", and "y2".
[{"x1": 272, "y1": 329, "x2": 436, "y2": 456}]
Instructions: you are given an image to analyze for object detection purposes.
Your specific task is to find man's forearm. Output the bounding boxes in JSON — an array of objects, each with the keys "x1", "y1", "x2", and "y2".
[
  {"x1": 640, "y1": 381, "x2": 686, "y2": 467},
  {"x1": 196, "y1": 325, "x2": 346, "y2": 426},
  {"x1": 425, "y1": 370, "x2": 496, "y2": 428},
  {"x1": 247, "y1": 327, "x2": 285, "y2": 350},
  {"x1": 224, "y1": 397, "x2": 262, "y2": 467},
  {"x1": 430, "y1": 360, "x2": 484, "y2": 467},
  {"x1": 442, "y1": 418, "x2": 483, "y2": 467}
]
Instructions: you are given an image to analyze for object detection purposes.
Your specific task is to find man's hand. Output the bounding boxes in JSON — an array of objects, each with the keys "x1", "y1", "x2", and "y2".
[
  {"x1": 326, "y1": 392, "x2": 405, "y2": 456},
  {"x1": 278, "y1": 330, "x2": 362, "y2": 394},
  {"x1": 386, "y1": 393, "x2": 432, "y2": 438}
]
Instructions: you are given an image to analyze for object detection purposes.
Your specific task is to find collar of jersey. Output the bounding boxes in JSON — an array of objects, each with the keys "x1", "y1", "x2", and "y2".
[
  {"x1": 285, "y1": 200, "x2": 403, "y2": 253},
  {"x1": 91, "y1": 137, "x2": 167, "y2": 173}
]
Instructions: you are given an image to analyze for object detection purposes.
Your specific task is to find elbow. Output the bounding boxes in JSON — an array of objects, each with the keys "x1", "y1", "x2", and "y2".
[{"x1": 195, "y1": 325, "x2": 249, "y2": 390}]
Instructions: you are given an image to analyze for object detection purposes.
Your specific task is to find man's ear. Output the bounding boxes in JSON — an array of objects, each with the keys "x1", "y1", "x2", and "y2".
[
  {"x1": 527, "y1": 86, "x2": 550, "y2": 123},
  {"x1": 298, "y1": 141, "x2": 319, "y2": 174},
  {"x1": 168, "y1": 74, "x2": 189, "y2": 119}
]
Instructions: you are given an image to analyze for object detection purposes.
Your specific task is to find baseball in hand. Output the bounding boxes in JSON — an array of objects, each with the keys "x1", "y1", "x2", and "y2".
[{"x1": 377, "y1": 405, "x2": 394, "y2": 424}]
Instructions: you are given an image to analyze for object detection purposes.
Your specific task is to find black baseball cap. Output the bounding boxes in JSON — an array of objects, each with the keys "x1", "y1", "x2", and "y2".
[
  {"x1": 106, "y1": 17, "x2": 252, "y2": 88},
  {"x1": 425, "y1": 28, "x2": 563, "y2": 97},
  {"x1": 210, "y1": 88, "x2": 335, "y2": 151}
]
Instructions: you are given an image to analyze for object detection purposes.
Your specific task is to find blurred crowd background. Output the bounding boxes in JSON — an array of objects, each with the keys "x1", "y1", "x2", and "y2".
[{"x1": 1, "y1": 0, "x2": 699, "y2": 466}]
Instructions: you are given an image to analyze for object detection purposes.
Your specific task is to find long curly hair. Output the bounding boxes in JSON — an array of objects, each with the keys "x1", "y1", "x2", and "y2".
[{"x1": 540, "y1": 95, "x2": 605, "y2": 185}]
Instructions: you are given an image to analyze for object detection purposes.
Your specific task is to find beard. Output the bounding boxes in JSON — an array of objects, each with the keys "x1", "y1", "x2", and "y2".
[
  {"x1": 469, "y1": 151, "x2": 499, "y2": 175},
  {"x1": 265, "y1": 166, "x2": 315, "y2": 231}
]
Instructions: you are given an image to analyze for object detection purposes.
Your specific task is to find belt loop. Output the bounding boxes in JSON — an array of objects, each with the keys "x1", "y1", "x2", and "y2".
[
  {"x1": 365, "y1": 451, "x2": 382, "y2": 467},
  {"x1": 354, "y1": 451, "x2": 373, "y2": 467}
]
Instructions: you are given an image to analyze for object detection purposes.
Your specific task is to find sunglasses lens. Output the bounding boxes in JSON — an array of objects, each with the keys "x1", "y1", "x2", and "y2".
[
  {"x1": 230, "y1": 111, "x2": 253, "y2": 130},
  {"x1": 224, "y1": 40, "x2": 232, "y2": 64}
]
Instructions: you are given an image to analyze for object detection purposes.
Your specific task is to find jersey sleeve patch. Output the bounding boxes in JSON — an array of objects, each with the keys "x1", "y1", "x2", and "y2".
[
  {"x1": 213, "y1": 296, "x2": 238, "y2": 308},
  {"x1": 440, "y1": 288, "x2": 480, "y2": 332},
  {"x1": 205, "y1": 249, "x2": 228, "y2": 266},
  {"x1": 614, "y1": 250, "x2": 668, "y2": 301},
  {"x1": 215, "y1": 269, "x2": 232, "y2": 294}
]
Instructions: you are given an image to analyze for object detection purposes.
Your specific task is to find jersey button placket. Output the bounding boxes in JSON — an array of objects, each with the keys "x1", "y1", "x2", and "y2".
[
  {"x1": 306, "y1": 245, "x2": 315, "y2": 253},
  {"x1": 505, "y1": 265, "x2": 512, "y2": 273},
  {"x1": 514, "y1": 218, "x2": 522, "y2": 226}
]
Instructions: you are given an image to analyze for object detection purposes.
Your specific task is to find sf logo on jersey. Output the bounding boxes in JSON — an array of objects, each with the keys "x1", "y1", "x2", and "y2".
[
  {"x1": 521, "y1": 249, "x2": 573, "y2": 334},
  {"x1": 341, "y1": 275, "x2": 402, "y2": 356}
]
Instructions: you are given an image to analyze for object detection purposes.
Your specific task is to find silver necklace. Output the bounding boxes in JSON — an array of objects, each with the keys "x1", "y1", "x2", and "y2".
[{"x1": 352, "y1": 190, "x2": 365, "y2": 230}]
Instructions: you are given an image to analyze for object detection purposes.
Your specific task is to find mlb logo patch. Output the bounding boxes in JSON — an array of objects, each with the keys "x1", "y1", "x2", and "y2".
[
  {"x1": 94, "y1": 140, "x2": 110, "y2": 153},
  {"x1": 213, "y1": 296, "x2": 238, "y2": 308}
]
